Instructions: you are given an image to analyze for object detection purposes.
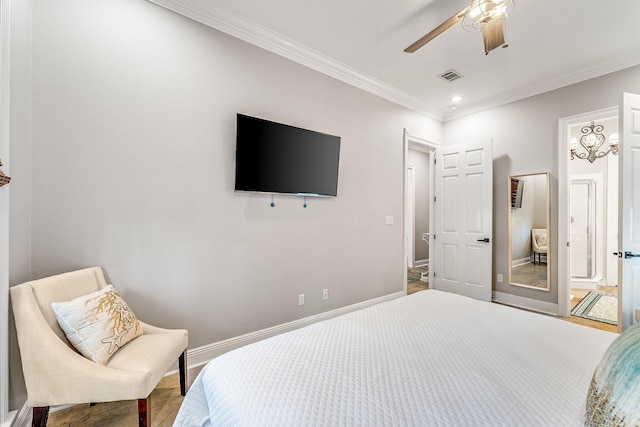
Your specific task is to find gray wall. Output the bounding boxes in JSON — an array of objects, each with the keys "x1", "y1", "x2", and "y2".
[
  {"x1": 443, "y1": 64, "x2": 640, "y2": 305},
  {"x1": 8, "y1": 0, "x2": 442, "y2": 411}
]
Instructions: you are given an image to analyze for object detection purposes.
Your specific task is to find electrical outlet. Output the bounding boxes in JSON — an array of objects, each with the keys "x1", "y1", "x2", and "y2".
[
  {"x1": 298, "y1": 294, "x2": 305, "y2": 306},
  {"x1": 322, "y1": 289, "x2": 329, "y2": 301},
  {"x1": 497, "y1": 273, "x2": 503, "y2": 283}
]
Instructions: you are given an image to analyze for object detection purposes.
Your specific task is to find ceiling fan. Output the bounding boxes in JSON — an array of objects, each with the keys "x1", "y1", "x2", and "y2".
[{"x1": 404, "y1": 0, "x2": 515, "y2": 55}]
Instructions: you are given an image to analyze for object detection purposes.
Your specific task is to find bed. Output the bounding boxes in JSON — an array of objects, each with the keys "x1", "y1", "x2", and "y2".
[{"x1": 174, "y1": 290, "x2": 621, "y2": 426}]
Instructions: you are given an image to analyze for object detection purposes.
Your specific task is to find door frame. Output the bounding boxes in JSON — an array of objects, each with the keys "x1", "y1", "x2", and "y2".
[
  {"x1": 403, "y1": 128, "x2": 438, "y2": 293},
  {"x1": 0, "y1": 0, "x2": 10, "y2": 422},
  {"x1": 557, "y1": 106, "x2": 619, "y2": 324}
]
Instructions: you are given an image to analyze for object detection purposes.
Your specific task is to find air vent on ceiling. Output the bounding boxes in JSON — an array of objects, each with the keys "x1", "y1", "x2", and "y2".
[{"x1": 438, "y1": 69, "x2": 464, "y2": 82}]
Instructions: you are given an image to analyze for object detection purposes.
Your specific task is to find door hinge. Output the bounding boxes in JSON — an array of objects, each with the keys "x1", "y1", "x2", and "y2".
[
  {"x1": 434, "y1": 196, "x2": 437, "y2": 202},
  {"x1": 434, "y1": 158, "x2": 437, "y2": 164},
  {"x1": 567, "y1": 242, "x2": 570, "y2": 247},
  {"x1": 433, "y1": 272, "x2": 436, "y2": 278},
  {"x1": 433, "y1": 234, "x2": 436, "y2": 240}
]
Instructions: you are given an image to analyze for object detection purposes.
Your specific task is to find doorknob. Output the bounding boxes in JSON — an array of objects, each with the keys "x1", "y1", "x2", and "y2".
[
  {"x1": 477, "y1": 238, "x2": 490, "y2": 243},
  {"x1": 624, "y1": 251, "x2": 640, "y2": 259}
]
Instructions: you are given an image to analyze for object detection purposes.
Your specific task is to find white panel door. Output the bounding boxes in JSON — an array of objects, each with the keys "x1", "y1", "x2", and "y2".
[
  {"x1": 619, "y1": 92, "x2": 640, "y2": 330},
  {"x1": 433, "y1": 139, "x2": 493, "y2": 301},
  {"x1": 570, "y1": 180, "x2": 594, "y2": 279}
]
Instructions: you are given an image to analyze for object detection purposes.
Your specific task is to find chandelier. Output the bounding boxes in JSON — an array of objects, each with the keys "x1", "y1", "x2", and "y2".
[{"x1": 570, "y1": 121, "x2": 619, "y2": 163}]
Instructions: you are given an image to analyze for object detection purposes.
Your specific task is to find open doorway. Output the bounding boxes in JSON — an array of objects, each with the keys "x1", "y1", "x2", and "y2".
[
  {"x1": 407, "y1": 149, "x2": 430, "y2": 293},
  {"x1": 403, "y1": 129, "x2": 437, "y2": 295},
  {"x1": 560, "y1": 109, "x2": 619, "y2": 332}
]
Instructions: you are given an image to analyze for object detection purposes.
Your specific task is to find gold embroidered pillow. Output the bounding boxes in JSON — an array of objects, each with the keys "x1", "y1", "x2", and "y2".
[
  {"x1": 51, "y1": 285, "x2": 142, "y2": 365},
  {"x1": 536, "y1": 233, "x2": 548, "y2": 246}
]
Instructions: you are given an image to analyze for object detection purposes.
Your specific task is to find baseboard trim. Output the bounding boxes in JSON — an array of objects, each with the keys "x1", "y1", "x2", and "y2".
[
  {"x1": 511, "y1": 257, "x2": 531, "y2": 267},
  {"x1": 182, "y1": 291, "x2": 405, "y2": 370},
  {"x1": 7, "y1": 404, "x2": 28, "y2": 427},
  {"x1": 414, "y1": 259, "x2": 429, "y2": 268},
  {"x1": 493, "y1": 291, "x2": 558, "y2": 316},
  {"x1": 161, "y1": 291, "x2": 406, "y2": 374}
]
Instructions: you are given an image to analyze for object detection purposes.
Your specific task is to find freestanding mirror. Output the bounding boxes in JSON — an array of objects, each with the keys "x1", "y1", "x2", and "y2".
[{"x1": 508, "y1": 172, "x2": 550, "y2": 291}]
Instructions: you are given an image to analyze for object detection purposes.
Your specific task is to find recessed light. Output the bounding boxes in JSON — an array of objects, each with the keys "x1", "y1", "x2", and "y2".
[
  {"x1": 448, "y1": 106, "x2": 457, "y2": 111},
  {"x1": 450, "y1": 96, "x2": 464, "y2": 103}
]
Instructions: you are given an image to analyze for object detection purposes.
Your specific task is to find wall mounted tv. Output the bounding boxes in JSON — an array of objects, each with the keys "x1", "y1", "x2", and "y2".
[{"x1": 234, "y1": 114, "x2": 341, "y2": 197}]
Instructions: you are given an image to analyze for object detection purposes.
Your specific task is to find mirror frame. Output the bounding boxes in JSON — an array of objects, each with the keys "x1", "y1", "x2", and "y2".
[{"x1": 508, "y1": 172, "x2": 551, "y2": 291}]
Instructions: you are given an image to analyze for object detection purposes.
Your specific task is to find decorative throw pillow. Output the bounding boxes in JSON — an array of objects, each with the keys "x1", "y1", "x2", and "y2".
[
  {"x1": 536, "y1": 233, "x2": 548, "y2": 246},
  {"x1": 585, "y1": 322, "x2": 640, "y2": 426},
  {"x1": 52, "y1": 285, "x2": 142, "y2": 365}
]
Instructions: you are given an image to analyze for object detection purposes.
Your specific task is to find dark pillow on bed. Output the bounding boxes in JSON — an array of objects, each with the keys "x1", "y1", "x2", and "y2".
[{"x1": 585, "y1": 322, "x2": 640, "y2": 426}]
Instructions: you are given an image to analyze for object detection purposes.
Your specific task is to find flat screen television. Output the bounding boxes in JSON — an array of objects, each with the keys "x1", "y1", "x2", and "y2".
[{"x1": 234, "y1": 114, "x2": 341, "y2": 197}]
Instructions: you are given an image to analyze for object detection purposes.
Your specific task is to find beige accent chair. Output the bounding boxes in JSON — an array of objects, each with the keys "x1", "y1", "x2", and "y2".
[
  {"x1": 10, "y1": 267, "x2": 188, "y2": 427},
  {"x1": 531, "y1": 228, "x2": 548, "y2": 265}
]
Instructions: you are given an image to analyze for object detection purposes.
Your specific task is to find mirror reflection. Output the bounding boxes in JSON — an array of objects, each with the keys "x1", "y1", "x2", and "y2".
[{"x1": 509, "y1": 173, "x2": 550, "y2": 291}]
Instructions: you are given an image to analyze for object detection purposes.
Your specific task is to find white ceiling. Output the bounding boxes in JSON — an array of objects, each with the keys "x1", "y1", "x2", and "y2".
[{"x1": 148, "y1": 0, "x2": 640, "y2": 121}]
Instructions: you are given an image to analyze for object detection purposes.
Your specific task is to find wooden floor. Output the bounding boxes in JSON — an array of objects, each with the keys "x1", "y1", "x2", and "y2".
[
  {"x1": 50, "y1": 284, "x2": 617, "y2": 425},
  {"x1": 407, "y1": 280, "x2": 428, "y2": 294},
  {"x1": 47, "y1": 366, "x2": 203, "y2": 427}
]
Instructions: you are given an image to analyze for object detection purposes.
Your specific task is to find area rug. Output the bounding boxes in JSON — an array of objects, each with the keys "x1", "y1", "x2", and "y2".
[
  {"x1": 571, "y1": 291, "x2": 617, "y2": 325},
  {"x1": 408, "y1": 266, "x2": 428, "y2": 284}
]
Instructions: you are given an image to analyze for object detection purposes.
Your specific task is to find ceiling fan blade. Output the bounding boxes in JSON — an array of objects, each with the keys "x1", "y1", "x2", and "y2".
[
  {"x1": 482, "y1": 21, "x2": 505, "y2": 54},
  {"x1": 404, "y1": 6, "x2": 469, "y2": 53}
]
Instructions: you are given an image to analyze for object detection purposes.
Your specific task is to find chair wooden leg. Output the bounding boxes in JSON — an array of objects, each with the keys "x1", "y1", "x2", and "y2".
[
  {"x1": 138, "y1": 398, "x2": 150, "y2": 427},
  {"x1": 179, "y1": 349, "x2": 188, "y2": 396},
  {"x1": 32, "y1": 406, "x2": 50, "y2": 427}
]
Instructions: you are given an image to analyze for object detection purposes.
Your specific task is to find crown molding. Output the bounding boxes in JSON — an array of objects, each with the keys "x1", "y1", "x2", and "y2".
[
  {"x1": 146, "y1": 0, "x2": 444, "y2": 120},
  {"x1": 147, "y1": 0, "x2": 640, "y2": 123},
  {"x1": 445, "y1": 48, "x2": 640, "y2": 121}
]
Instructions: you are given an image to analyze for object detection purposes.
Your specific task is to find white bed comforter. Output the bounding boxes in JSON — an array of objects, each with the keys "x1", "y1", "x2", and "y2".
[{"x1": 174, "y1": 290, "x2": 617, "y2": 426}]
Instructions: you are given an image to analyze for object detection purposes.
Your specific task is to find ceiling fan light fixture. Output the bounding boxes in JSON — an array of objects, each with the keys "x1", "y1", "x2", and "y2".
[{"x1": 462, "y1": 0, "x2": 514, "y2": 32}]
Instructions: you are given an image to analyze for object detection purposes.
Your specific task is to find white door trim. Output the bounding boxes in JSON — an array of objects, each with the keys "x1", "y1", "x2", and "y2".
[
  {"x1": 403, "y1": 128, "x2": 438, "y2": 294},
  {"x1": 557, "y1": 106, "x2": 618, "y2": 318},
  {"x1": 0, "y1": 0, "x2": 11, "y2": 422}
]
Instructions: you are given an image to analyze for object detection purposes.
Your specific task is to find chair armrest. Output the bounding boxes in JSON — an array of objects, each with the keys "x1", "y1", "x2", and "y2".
[{"x1": 139, "y1": 320, "x2": 187, "y2": 336}]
